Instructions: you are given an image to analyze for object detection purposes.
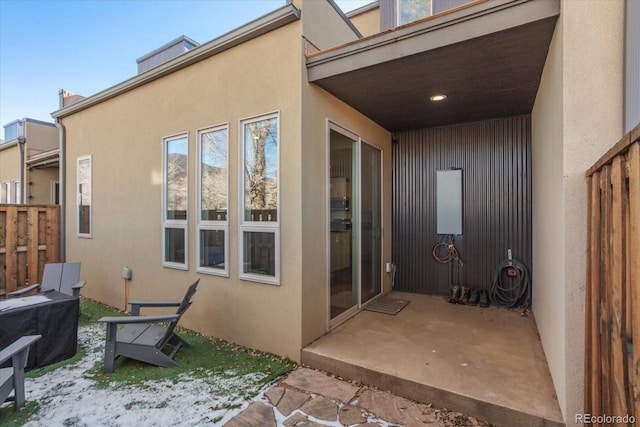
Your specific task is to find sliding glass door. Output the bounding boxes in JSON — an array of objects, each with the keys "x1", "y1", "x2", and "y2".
[{"x1": 329, "y1": 124, "x2": 382, "y2": 325}]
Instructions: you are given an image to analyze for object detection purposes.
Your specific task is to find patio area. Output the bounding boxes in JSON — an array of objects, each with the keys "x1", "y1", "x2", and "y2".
[{"x1": 302, "y1": 292, "x2": 564, "y2": 427}]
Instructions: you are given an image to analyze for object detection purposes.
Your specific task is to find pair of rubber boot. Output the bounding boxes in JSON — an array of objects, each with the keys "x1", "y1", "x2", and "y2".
[{"x1": 449, "y1": 286, "x2": 490, "y2": 307}]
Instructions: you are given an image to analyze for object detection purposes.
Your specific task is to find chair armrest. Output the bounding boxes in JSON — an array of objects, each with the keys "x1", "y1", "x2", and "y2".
[
  {"x1": 128, "y1": 300, "x2": 181, "y2": 316},
  {"x1": 71, "y1": 280, "x2": 86, "y2": 297},
  {"x1": 8, "y1": 283, "x2": 42, "y2": 298},
  {"x1": 97, "y1": 314, "x2": 180, "y2": 325},
  {"x1": 0, "y1": 335, "x2": 41, "y2": 365}
]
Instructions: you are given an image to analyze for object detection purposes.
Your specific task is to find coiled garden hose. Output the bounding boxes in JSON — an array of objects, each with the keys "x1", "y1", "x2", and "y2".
[{"x1": 489, "y1": 259, "x2": 531, "y2": 308}]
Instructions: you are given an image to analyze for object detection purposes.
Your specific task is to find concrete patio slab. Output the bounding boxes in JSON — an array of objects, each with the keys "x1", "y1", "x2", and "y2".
[{"x1": 301, "y1": 292, "x2": 564, "y2": 427}]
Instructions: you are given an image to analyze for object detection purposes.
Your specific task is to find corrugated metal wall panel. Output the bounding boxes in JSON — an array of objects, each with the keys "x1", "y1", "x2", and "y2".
[{"x1": 392, "y1": 115, "x2": 532, "y2": 296}]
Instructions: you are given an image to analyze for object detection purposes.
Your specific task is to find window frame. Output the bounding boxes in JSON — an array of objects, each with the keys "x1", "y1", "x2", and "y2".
[
  {"x1": 0, "y1": 182, "x2": 10, "y2": 204},
  {"x1": 238, "y1": 111, "x2": 280, "y2": 285},
  {"x1": 196, "y1": 124, "x2": 229, "y2": 277},
  {"x1": 162, "y1": 133, "x2": 189, "y2": 270},
  {"x1": 76, "y1": 155, "x2": 92, "y2": 238}
]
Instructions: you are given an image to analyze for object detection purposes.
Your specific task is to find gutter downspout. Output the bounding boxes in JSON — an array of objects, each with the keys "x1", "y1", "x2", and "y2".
[
  {"x1": 55, "y1": 119, "x2": 66, "y2": 262},
  {"x1": 17, "y1": 136, "x2": 26, "y2": 204}
]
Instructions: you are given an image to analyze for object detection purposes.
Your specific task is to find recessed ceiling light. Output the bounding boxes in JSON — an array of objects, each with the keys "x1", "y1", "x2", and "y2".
[{"x1": 430, "y1": 94, "x2": 447, "y2": 102}]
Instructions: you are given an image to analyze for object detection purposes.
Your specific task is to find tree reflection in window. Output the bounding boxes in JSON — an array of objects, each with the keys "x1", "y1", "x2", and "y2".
[
  {"x1": 243, "y1": 117, "x2": 278, "y2": 222},
  {"x1": 398, "y1": 0, "x2": 432, "y2": 25}
]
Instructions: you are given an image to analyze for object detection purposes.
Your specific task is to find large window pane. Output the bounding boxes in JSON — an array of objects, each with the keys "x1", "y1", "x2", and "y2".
[
  {"x1": 165, "y1": 227, "x2": 185, "y2": 264},
  {"x1": 77, "y1": 156, "x2": 91, "y2": 236},
  {"x1": 200, "y1": 128, "x2": 228, "y2": 221},
  {"x1": 397, "y1": 0, "x2": 432, "y2": 25},
  {"x1": 243, "y1": 117, "x2": 278, "y2": 222},
  {"x1": 199, "y1": 229, "x2": 225, "y2": 270},
  {"x1": 243, "y1": 231, "x2": 275, "y2": 277},
  {"x1": 166, "y1": 136, "x2": 188, "y2": 220}
]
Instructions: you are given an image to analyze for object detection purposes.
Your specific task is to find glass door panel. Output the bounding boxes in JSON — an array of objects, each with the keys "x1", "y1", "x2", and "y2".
[
  {"x1": 361, "y1": 143, "x2": 382, "y2": 304},
  {"x1": 329, "y1": 129, "x2": 358, "y2": 320}
]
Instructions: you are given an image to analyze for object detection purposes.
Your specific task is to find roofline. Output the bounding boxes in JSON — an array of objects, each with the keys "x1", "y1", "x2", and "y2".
[
  {"x1": 307, "y1": 0, "x2": 558, "y2": 75},
  {"x1": 27, "y1": 148, "x2": 60, "y2": 166},
  {"x1": 0, "y1": 140, "x2": 18, "y2": 151},
  {"x1": 3, "y1": 118, "x2": 56, "y2": 128},
  {"x1": 346, "y1": 1, "x2": 379, "y2": 18},
  {"x1": 136, "y1": 35, "x2": 200, "y2": 64},
  {"x1": 52, "y1": 3, "x2": 301, "y2": 119}
]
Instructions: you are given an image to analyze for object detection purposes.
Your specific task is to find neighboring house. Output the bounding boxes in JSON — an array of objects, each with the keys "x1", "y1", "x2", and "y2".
[
  {"x1": 0, "y1": 118, "x2": 59, "y2": 204},
  {"x1": 50, "y1": 0, "x2": 638, "y2": 425}
]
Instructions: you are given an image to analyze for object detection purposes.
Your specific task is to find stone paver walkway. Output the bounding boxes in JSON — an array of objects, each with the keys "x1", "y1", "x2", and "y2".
[{"x1": 225, "y1": 367, "x2": 492, "y2": 426}]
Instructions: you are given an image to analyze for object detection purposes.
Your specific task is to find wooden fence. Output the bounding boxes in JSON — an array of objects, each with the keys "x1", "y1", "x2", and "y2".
[
  {"x1": 0, "y1": 205, "x2": 60, "y2": 297},
  {"x1": 585, "y1": 123, "x2": 640, "y2": 423}
]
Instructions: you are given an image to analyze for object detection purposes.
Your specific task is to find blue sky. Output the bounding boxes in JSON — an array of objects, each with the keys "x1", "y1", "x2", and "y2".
[{"x1": 0, "y1": 0, "x2": 372, "y2": 133}]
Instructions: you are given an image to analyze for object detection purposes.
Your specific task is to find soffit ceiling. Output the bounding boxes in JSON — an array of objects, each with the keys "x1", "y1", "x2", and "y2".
[{"x1": 307, "y1": 0, "x2": 560, "y2": 132}]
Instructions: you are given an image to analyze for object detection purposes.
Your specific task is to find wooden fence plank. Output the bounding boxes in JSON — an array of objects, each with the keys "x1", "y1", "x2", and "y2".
[
  {"x1": 5, "y1": 206, "x2": 18, "y2": 294},
  {"x1": 610, "y1": 156, "x2": 629, "y2": 418},
  {"x1": 628, "y1": 143, "x2": 640, "y2": 420},
  {"x1": 589, "y1": 171, "x2": 603, "y2": 416},
  {"x1": 46, "y1": 206, "x2": 59, "y2": 263},
  {"x1": 585, "y1": 175, "x2": 594, "y2": 415},
  {"x1": 0, "y1": 205, "x2": 60, "y2": 296},
  {"x1": 600, "y1": 166, "x2": 613, "y2": 415},
  {"x1": 27, "y1": 208, "x2": 39, "y2": 286}
]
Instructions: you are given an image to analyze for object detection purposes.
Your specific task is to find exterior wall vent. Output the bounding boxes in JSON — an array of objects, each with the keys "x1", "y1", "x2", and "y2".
[{"x1": 136, "y1": 35, "x2": 200, "y2": 74}]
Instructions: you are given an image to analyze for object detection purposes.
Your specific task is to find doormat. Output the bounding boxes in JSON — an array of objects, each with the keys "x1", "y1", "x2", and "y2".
[{"x1": 364, "y1": 296, "x2": 410, "y2": 315}]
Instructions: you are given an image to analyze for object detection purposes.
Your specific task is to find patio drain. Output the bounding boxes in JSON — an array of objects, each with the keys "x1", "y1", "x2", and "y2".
[{"x1": 364, "y1": 297, "x2": 410, "y2": 315}]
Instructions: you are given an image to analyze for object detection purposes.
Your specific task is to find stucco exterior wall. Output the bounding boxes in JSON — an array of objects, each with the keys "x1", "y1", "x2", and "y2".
[
  {"x1": 300, "y1": 82, "x2": 392, "y2": 346},
  {"x1": 299, "y1": 0, "x2": 361, "y2": 50},
  {"x1": 532, "y1": 0, "x2": 625, "y2": 423},
  {"x1": 27, "y1": 167, "x2": 58, "y2": 204},
  {"x1": 349, "y1": 6, "x2": 381, "y2": 37},
  {"x1": 300, "y1": 1, "x2": 391, "y2": 344},
  {"x1": 0, "y1": 143, "x2": 20, "y2": 185},
  {"x1": 24, "y1": 121, "x2": 58, "y2": 153},
  {"x1": 61, "y1": 21, "x2": 305, "y2": 361}
]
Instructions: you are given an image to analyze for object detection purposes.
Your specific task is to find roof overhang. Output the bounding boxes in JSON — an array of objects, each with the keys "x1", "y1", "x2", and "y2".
[
  {"x1": 27, "y1": 148, "x2": 60, "y2": 168},
  {"x1": 307, "y1": 0, "x2": 560, "y2": 131}
]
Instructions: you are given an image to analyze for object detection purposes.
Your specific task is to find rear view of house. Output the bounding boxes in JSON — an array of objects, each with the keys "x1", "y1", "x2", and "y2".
[{"x1": 50, "y1": 0, "x2": 639, "y2": 425}]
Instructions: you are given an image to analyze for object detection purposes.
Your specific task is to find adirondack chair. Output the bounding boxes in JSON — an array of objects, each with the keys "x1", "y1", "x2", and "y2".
[
  {"x1": 9, "y1": 263, "x2": 85, "y2": 298},
  {"x1": 0, "y1": 335, "x2": 41, "y2": 411},
  {"x1": 97, "y1": 279, "x2": 199, "y2": 373}
]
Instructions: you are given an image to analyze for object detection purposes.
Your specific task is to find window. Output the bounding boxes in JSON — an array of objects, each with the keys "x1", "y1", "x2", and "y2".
[
  {"x1": 239, "y1": 112, "x2": 279, "y2": 284},
  {"x1": 0, "y1": 182, "x2": 9, "y2": 203},
  {"x1": 13, "y1": 181, "x2": 20, "y2": 204},
  {"x1": 197, "y1": 125, "x2": 229, "y2": 276},
  {"x1": 163, "y1": 134, "x2": 188, "y2": 269},
  {"x1": 77, "y1": 155, "x2": 92, "y2": 237},
  {"x1": 397, "y1": 0, "x2": 432, "y2": 25},
  {"x1": 51, "y1": 181, "x2": 59, "y2": 205}
]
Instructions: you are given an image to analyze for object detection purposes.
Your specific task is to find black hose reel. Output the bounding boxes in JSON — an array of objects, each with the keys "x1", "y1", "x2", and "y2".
[{"x1": 489, "y1": 258, "x2": 531, "y2": 309}]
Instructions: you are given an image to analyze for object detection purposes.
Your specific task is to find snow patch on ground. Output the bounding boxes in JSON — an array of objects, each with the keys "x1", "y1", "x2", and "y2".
[{"x1": 12, "y1": 325, "x2": 268, "y2": 426}]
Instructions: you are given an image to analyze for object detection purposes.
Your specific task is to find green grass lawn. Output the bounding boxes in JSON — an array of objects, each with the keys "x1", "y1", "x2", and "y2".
[{"x1": 0, "y1": 297, "x2": 297, "y2": 425}]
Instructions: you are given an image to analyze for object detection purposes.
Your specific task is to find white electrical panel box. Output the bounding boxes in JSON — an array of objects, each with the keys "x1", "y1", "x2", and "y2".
[{"x1": 436, "y1": 169, "x2": 463, "y2": 235}]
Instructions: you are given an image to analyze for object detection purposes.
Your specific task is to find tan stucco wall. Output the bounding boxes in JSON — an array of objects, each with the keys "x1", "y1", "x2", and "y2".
[
  {"x1": 27, "y1": 167, "x2": 58, "y2": 204},
  {"x1": 300, "y1": 1, "x2": 391, "y2": 344},
  {"x1": 300, "y1": 82, "x2": 392, "y2": 345},
  {"x1": 299, "y1": 0, "x2": 361, "y2": 50},
  {"x1": 24, "y1": 121, "x2": 58, "y2": 153},
  {"x1": 0, "y1": 144, "x2": 20, "y2": 185},
  {"x1": 349, "y1": 5, "x2": 381, "y2": 37},
  {"x1": 531, "y1": 0, "x2": 624, "y2": 423},
  {"x1": 62, "y1": 21, "x2": 305, "y2": 361}
]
